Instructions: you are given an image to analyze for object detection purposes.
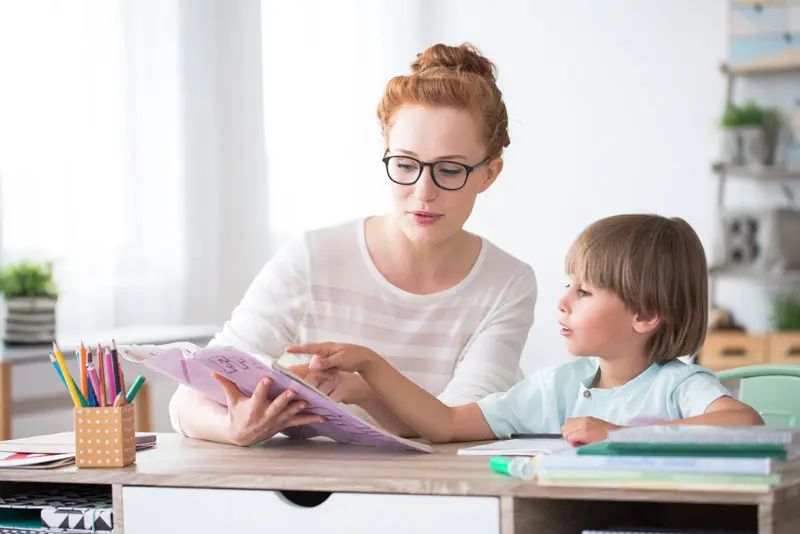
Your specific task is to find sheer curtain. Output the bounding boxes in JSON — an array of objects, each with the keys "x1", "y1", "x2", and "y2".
[
  {"x1": 0, "y1": 0, "x2": 275, "y2": 336},
  {"x1": 0, "y1": 0, "x2": 424, "y2": 338},
  {"x1": 0, "y1": 1, "x2": 188, "y2": 336},
  {"x1": 260, "y1": 1, "x2": 428, "y2": 243}
]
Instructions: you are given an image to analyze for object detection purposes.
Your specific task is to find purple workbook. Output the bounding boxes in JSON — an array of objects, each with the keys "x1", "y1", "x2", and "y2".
[{"x1": 119, "y1": 343, "x2": 432, "y2": 453}]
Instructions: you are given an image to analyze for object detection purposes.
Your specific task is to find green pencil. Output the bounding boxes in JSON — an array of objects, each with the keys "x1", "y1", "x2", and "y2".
[{"x1": 125, "y1": 375, "x2": 146, "y2": 404}]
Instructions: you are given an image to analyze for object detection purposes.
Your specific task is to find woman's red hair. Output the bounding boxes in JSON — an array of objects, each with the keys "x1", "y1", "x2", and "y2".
[{"x1": 377, "y1": 43, "x2": 510, "y2": 158}]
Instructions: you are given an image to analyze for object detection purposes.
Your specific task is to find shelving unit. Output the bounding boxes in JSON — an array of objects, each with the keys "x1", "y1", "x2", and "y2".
[
  {"x1": 709, "y1": 265, "x2": 800, "y2": 284},
  {"x1": 701, "y1": 2, "x2": 800, "y2": 371},
  {"x1": 710, "y1": 154, "x2": 800, "y2": 303},
  {"x1": 709, "y1": 59, "x2": 800, "y2": 304},
  {"x1": 711, "y1": 162, "x2": 800, "y2": 181},
  {"x1": 721, "y1": 60, "x2": 800, "y2": 77}
]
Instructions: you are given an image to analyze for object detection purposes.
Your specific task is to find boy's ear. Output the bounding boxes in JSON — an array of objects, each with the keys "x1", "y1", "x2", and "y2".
[{"x1": 632, "y1": 314, "x2": 661, "y2": 335}]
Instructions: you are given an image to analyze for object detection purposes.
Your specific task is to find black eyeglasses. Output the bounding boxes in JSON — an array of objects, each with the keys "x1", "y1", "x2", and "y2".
[{"x1": 382, "y1": 154, "x2": 490, "y2": 191}]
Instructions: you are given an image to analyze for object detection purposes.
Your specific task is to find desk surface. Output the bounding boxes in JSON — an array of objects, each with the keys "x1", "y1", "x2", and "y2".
[{"x1": 0, "y1": 433, "x2": 795, "y2": 507}]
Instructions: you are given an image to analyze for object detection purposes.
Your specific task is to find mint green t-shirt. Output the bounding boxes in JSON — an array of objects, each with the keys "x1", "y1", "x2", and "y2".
[{"x1": 477, "y1": 358, "x2": 731, "y2": 438}]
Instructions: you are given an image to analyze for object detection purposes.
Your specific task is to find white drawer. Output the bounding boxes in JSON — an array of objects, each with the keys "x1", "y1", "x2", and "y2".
[{"x1": 122, "y1": 486, "x2": 499, "y2": 534}]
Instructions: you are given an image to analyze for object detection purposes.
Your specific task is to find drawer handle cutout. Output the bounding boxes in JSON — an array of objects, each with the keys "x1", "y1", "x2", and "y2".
[
  {"x1": 787, "y1": 346, "x2": 800, "y2": 357},
  {"x1": 721, "y1": 348, "x2": 747, "y2": 357},
  {"x1": 278, "y1": 490, "x2": 332, "y2": 508}
]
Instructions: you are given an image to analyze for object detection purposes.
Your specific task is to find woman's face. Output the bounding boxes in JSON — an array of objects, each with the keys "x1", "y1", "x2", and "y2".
[{"x1": 384, "y1": 105, "x2": 502, "y2": 247}]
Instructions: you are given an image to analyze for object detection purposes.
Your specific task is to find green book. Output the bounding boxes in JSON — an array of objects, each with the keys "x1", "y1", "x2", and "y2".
[
  {"x1": 536, "y1": 468, "x2": 780, "y2": 485},
  {"x1": 577, "y1": 441, "x2": 789, "y2": 460},
  {"x1": 0, "y1": 508, "x2": 42, "y2": 529}
]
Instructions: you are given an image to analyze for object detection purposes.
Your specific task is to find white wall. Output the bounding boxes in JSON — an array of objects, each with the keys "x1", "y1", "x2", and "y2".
[
  {"x1": 421, "y1": 0, "x2": 733, "y2": 372},
  {"x1": 256, "y1": 1, "x2": 800, "y2": 374}
]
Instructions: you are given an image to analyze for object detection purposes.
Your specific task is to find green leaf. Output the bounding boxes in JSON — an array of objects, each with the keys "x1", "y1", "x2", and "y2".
[
  {"x1": 719, "y1": 100, "x2": 781, "y2": 130},
  {"x1": 0, "y1": 261, "x2": 58, "y2": 299},
  {"x1": 771, "y1": 294, "x2": 800, "y2": 332}
]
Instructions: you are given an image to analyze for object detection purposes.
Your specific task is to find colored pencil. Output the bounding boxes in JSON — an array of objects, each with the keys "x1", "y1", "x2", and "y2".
[
  {"x1": 79, "y1": 342, "x2": 87, "y2": 400},
  {"x1": 87, "y1": 365, "x2": 103, "y2": 407},
  {"x1": 52, "y1": 342, "x2": 84, "y2": 408},
  {"x1": 125, "y1": 375, "x2": 146, "y2": 404},
  {"x1": 111, "y1": 340, "x2": 123, "y2": 395},
  {"x1": 105, "y1": 349, "x2": 117, "y2": 401},
  {"x1": 109, "y1": 343, "x2": 122, "y2": 398},
  {"x1": 49, "y1": 351, "x2": 88, "y2": 408},
  {"x1": 48, "y1": 352, "x2": 67, "y2": 388},
  {"x1": 96, "y1": 344, "x2": 107, "y2": 407},
  {"x1": 76, "y1": 347, "x2": 90, "y2": 405},
  {"x1": 86, "y1": 378, "x2": 98, "y2": 407}
]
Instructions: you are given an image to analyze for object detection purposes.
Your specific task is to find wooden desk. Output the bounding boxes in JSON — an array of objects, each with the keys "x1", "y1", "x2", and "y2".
[
  {"x1": 0, "y1": 325, "x2": 217, "y2": 440},
  {"x1": 0, "y1": 433, "x2": 797, "y2": 534}
]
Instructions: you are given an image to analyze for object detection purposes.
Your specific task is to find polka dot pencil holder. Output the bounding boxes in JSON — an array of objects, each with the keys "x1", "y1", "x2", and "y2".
[{"x1": 74, "y1": 404, "x2": 136, "y2": 468}]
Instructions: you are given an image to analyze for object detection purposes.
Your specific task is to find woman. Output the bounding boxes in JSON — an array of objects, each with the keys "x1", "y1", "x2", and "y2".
[{"x1": 169, "y1": 43, "x2": 537, "y2": 446}]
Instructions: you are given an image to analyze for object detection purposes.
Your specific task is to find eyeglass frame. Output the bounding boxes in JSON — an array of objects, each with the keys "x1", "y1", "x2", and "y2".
[{"x1": 381, "y1": 152, "x2": 491, "y2": 191}]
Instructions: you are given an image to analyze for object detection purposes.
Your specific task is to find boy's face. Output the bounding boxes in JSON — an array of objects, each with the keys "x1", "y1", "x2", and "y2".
[{"x1": 557, "y1": 276, "x2": 647, "y2": 361}]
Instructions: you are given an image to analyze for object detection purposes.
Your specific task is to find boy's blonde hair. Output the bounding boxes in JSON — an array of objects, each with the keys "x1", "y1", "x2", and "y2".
[{"x1": 565, "y1": 214, "x2": 708, "y2": 364}]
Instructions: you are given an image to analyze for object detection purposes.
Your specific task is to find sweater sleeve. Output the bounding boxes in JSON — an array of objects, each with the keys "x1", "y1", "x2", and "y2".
[
  {"x1": 169, "y1": 233, "x2": 311, "y2": 434},
  {"x1": 436, "y1": 266, "x2": 537, "y2": 406}
]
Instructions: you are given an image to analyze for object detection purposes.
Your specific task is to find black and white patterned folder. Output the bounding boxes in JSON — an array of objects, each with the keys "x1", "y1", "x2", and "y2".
[{"x1": 0, "y1": 487, "x2": 112, "y2": 532}]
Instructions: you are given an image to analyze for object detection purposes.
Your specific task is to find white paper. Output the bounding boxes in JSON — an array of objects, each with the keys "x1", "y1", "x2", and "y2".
[{"x1": 457, "y1": 438, "x2": 572, "y2": 456}]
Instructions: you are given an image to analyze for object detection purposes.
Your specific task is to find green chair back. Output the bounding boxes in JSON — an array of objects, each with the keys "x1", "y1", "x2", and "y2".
[{"x1": 717, "y1": 365, "x2": 800, "y2": 428}]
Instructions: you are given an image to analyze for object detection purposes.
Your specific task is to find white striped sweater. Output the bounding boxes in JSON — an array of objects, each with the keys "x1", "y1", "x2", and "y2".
[{"x1": 170, "y1": 218, "x2": 537, "y2": 432}]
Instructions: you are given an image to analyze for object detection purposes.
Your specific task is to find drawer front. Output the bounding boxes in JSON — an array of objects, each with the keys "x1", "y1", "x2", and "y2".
[
  {"x1": 768, "y1": 333, "x2": 800, "y2": 365},
  {"x1": 699, "y1": 333, "x2": 767, "y2": 371},
  {"x1": 122, "y1": 486, "x2": 500, "y2": 534}
]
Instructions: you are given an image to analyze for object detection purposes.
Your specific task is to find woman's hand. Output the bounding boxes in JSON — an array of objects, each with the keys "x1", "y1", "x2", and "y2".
[
  {"x1": 212, "y1": 372, "x2": 325, "y2": 447},
  {"x1": 285, "y1": 342, "x2": 380, "y2": 374}
]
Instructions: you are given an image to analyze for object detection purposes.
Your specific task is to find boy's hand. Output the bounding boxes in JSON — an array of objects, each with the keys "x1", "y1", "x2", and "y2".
[
  {"x1": 561, "y1": 417, "x2": 621, "y2": 446},
  {"x1": 286, "y1": 362, "x2": 371, "y2": 404},
  {"x1": 285, "y1": 342, "x2": 380, "y2": 374},
  {"x1": 285, "y1": 364, "x2": 342, "y2": 397}
]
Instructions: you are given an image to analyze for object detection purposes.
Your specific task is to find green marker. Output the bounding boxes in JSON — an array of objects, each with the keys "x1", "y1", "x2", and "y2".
[
  {"x1": 489, "y1": 456, "x2": 536, "y2": 480},
  {"x1": 125, "y1": 375, "x2": 147, "y2": 404}
]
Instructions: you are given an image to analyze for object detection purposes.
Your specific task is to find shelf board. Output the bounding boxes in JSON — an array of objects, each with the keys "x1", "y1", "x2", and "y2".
[
  {"x1": 709, "y1": 266, "x2": 800, "y2": 282},
  {"x1": 721, "y1": 61, "x2": 800, "y2": 76},
  {"x1": 712, "y1": 163, "x2": 800, "y2": 181}
]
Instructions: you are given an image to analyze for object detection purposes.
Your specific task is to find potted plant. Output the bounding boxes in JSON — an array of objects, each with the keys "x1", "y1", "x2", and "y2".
[
  {"x1": 720, "y1": 100, "x2": 782, "y2": 166},
  {"x1": 769, "y1": 293, "x2": 800, "y2": 366},
  {"x1": 0, "y1": 261, "x2": 59, "y2": 345}
]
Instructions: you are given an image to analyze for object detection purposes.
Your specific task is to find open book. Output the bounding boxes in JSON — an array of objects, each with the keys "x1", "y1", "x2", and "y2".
[
  {"x1": 0, "y1": 432, "x2": 157, "y2": 469},
  {"x1": 119, "y1": 343, "x2": 433, "y2": 453}
]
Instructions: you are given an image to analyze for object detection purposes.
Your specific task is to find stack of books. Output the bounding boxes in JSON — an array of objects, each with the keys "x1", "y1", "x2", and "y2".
[{"x1": 536, "y1": 426, "x2": 800, "y2": 492}]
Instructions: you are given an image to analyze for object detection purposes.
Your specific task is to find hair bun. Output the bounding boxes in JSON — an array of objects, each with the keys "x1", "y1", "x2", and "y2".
[{"x1": 411, "y1": 43, "x2": 496, "y2": 83}]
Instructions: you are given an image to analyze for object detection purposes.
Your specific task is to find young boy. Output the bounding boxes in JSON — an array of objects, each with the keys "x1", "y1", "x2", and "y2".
[{"x1": 286, "y1": 214, "x2": 763, "y2": 446}]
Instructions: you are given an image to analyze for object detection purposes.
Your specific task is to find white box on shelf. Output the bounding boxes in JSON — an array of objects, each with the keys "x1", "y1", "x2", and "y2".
[{"x1": 715, "y1": 209, "x2": 800, "y2": 273}]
